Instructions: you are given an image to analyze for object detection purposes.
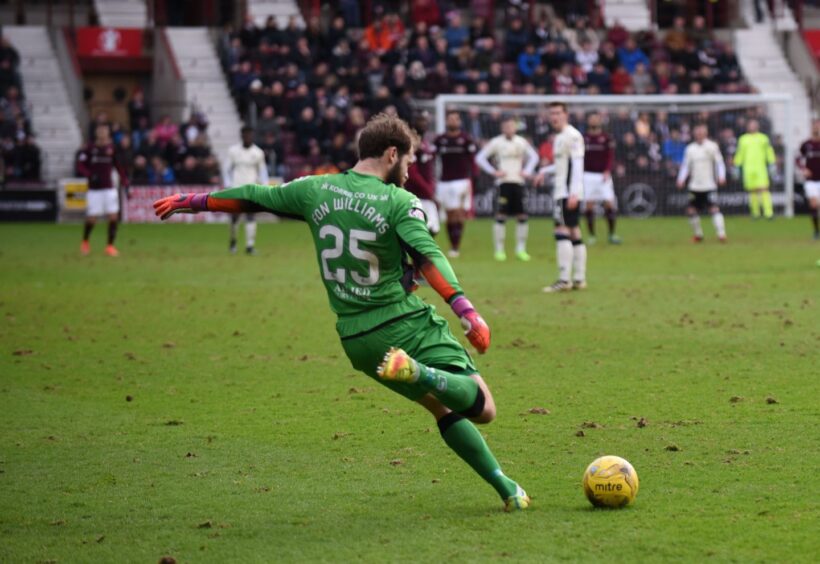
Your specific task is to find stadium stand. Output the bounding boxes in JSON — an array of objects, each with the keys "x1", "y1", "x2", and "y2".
[
  {"x1": 219, "y1": 4, "x2": 758, "y2": 181},
  {"x1": 0, "y1": 35, "x2": 42, "y2": 185}
]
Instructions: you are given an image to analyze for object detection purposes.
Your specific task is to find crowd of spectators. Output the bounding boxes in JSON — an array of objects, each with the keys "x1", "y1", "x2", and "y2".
[
  {"x1": 219, "y1": 4, "x2": 752, "y2": 180},
  {"x1": 79, "y1": 89, "x2": 221, "y2": 186},
  {"x1": 0, "y1": 36, "x2": 42, "y2": 185}
]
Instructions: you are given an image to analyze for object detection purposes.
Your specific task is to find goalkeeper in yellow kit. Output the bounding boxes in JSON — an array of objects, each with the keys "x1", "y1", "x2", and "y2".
[{"x1": 733, "y1": 119, "x2": 777, "y2": 219}]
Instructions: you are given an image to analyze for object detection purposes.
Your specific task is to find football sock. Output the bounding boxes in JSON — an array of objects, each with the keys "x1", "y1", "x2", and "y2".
[
  {"x1": 82, "y1": 221, "x2": 94, "y2": 241},
  {"x1": 452, "y1": 222, "x2": 464, "y2": 250},
  {"x1": 605, "y1": 207, "x2": 617, "y2": 235},
  {"x1": 438, "y1": 413, "x2": 518, "y2": 499},
  {"x1": 414, "y1": 361, "x2": 478, "y2": 413},
  {"x1": 711, "y1": 212, "x2": 726, "y2": 238},
  {"x1": 585, "y1": 208, "x2": 596, "y2": 236},
  {"x1": 556, "y1": 235, "x2": 572, "y2": 281},
  {"x1": 688, "y1": 214, "x2": 703, "y2": 237},
  {"x1": 811, "y1": 207, "x2": 819, "y2": 234},
  {"x1": 447, "y1": 222, "x2": 462, "y2": 250},
  {"x1": 761, "y1": 191, "x2": 774, "y2": 218},
  {"x1": 571, "y1": 239, "x2": 587, "y2": 282},
  {"x1": 230, "y1": 215, "x2": 240, "y2": 240},
  {"x1": 515, "y1": 219, "x2": 528, "y2": 253},
  {"x1": 748, "y1": 192, "x2": 761, "y2": 218},
  {"x1": 246, "y1": 219, "x2": 257, "y2": 248},
  {"x1": 493, "y1": 220, "x2": 505, "y2": 254},
  {"x1": 107, "y1": 220, "x2": 118, "y2": 245}
]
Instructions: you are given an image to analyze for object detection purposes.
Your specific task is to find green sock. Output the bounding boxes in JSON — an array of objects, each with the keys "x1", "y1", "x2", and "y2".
[
  {"x1": 761, "y1": 191, "x2": 774, "y2": 218},
  {"x1": 438, "y1": 413, "x2": 518, "y2": 499},
  {"x1": 748, "y1": 192, "x2": 761, "y2": 217},
  {"x1": 414, "y1": 362, "x2": 478, "y2": 413}
]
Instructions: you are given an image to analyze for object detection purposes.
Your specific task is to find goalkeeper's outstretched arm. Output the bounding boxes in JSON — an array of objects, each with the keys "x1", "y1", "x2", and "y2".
[
  {"x1": 153, "y1": 181, "x2": 310, "y2": 220},
  {"x1": 396, "y1": 212, "x2": 490, "y2": 353}
]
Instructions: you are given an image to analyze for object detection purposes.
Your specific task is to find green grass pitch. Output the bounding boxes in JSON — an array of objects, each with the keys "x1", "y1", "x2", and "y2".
[{"x1": 1, "y1": 218, "x2": 818, "y2": 563}]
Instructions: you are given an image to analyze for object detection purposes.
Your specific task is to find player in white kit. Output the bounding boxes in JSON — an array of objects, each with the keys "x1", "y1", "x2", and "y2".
[
  {"x1": 535, "y1": 102, "x2": 587, "y2": 292},
  {"x1": 676, "y1": 124, "x2": 727, "y2": 243},
  {"x1": 224, "y1": 126, "x2": 269, "y2": 254},
  {"x1": 475, "y1": 116, "x2": 539, "y2": 261}
]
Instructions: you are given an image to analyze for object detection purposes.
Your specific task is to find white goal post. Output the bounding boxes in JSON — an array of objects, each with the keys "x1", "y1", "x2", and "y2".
[{"x1": 433, "y1": 94, "x2": 796, "y2": 218}]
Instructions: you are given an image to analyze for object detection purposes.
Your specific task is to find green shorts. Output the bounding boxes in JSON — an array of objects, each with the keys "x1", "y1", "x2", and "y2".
[{"x1": 339, "y1": 306, "x2": 477, "y2": 402}]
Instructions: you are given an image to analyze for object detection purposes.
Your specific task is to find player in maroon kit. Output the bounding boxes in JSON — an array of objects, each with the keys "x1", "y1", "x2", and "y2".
[
  {"x1": 76, "y1": 124, "x2": 129, "y2": 256},
  {"x1": 434, "y1": 112, "x2": 477, "y2": 258},
  {"x1": 406, "y1": 114, "x2": 439, "y2": 236},
  {"x1": 582, "y1": 112, "x2": 621, "y2": 245},
  {"x1": 798, "y1": 119, "x2": 820, "y2": 240}
]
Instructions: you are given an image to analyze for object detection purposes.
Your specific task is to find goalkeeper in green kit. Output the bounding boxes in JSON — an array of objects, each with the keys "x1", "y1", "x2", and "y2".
[
  {"x1": 153, "y1": 114, "x2": 530, "y2": 511},
  {"x1": 734, "y1": 119, "x2": 777, "y2": 219}
]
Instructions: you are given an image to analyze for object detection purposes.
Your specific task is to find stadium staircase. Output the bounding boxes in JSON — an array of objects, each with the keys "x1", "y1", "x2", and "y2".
[
  {"x1": 164, "y1": 28, "x2": 240, "y2": 166},
  {"x1": 93, "y1": 0, "x2": 148, "y2": 27},
  {"x1": 246, "y1": 0, "x2": 304, "y2": 27},
  {"x1": 735, "y1": 23, "x2": 811, "y2": 142},
  {"x1": 3, "y1": 26, "x2": 83, "y2": 185},
  {"x1": 603, "y1": 0, "x2": 652, "y2": 31}
]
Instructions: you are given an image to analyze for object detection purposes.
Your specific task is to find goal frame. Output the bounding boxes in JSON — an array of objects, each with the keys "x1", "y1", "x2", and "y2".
[{"x1": 433, "y1": 94, "x2": 796, "y2": 217}]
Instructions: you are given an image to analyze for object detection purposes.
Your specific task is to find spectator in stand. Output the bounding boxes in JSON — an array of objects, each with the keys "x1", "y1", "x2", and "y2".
[
  {"x1": 131, "y1": 115, "x2": 150, "y2": 151},
  {"x1": 587, "y1": 62, "x2": 611, "y2": 93},
  {"x1": 152, "y1": 115, "x2": 179, "y2": 146},
  {"x1": 504, "y1": 17, "x2": 530, "y2": 63},
  {"x1": 328, "y1": 131, "x2": 355, "y2": 171},
  {"x1": 115, "y1": 135, "x2": 134, "y2": 180},
  {"x1": 665, "y1": 16, "x2": 688, "y2": 60},
  {"x1": 518, "y1": 44, "x2": 540, "y2": 80},
  {"x1": 607, "y1": 20, "x2": 630, "y2": 47},
  {"x1": 295, "y1": 106, "x2": 321, "y2": 155},
  {"x1": 444, "y1": 11, "x2": 470, "y2": 51},
  {"x1": 127, "y1": 89, "x2": 150, "y2": 131},
  {"x1": 409, "y1": 35, "x2": 436, "y2": 68},
  {"x1": 412, "y1": 0, "x2": 440, "y2": 26},
  {"x1": 663, "y1": 128, "x2": 687, "y2": 165},
  {"x1": 176, "y1": 155, "x2": 210, "y2": 185},
  {"x1": 131, "y1": 155, "x2": 150, "y2": 184},
  {"x1": 148, "y1": 156, "x2": 175, "y2": 184},
  {"x1": 339, "y1": 0, "x2": 361, "y2": 28},
  {"x1": 598, "y1": 41, "x2": 619, "y2": 72},
  {"x1": 689, "y1": 15, "x2": 712, "y2": 48},
  {"x1": 631, "y1": 62, "x2": 655, "y2": 93},
  {"x1": 5, "y1": 133, "x2": 40, "y2": 181},
  {"x1": 576, "y1": 39, "x2": 599, "y2": 73},
  {"x1": 364, "y1": 15, "x2": 395, "y2": 55},
  {"x1": 618, "y1": 38, "x2": 650, "y2": 74},
  {"x1": 611, "y1": 65, "x2": 632, "y2": 94}
]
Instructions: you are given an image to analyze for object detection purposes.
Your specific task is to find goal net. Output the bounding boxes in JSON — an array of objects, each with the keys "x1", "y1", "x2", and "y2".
[{"x1": 431, "y1": 94, "x2": 797, "y2": 218}]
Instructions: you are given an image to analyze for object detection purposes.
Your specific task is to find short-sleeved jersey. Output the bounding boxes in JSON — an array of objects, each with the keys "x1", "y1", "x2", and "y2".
[
  {"x1": 475, "y1": 134, "x2": 538, "y2": 185},
  {"x1": 584, "y1": 132, "x2": 614, "y2": 173},
  {"x1": 799, "y1": 138, "x2": 820, "y2": 179},
  {"x1": 434, "y1": 132, "x2": 477, "y2": 181},
  {"x1": 552, "y1": 124, "x2": 585, "y2": 200},
  {"x1": 681, "y1": 140, "x2": 724, "y2": 192},
  {"x1": 226, "y1": 143, "x2": 266, "y2": 186},
  {"x1": 211, "y1": 171, "x2": 462, "y2": 338},
  {"x1": 76, "y1": 143, "x2": 127, "y2": 190},
  {"x1": 406, "y1": 138, "x2": 436, "y2": 200}
]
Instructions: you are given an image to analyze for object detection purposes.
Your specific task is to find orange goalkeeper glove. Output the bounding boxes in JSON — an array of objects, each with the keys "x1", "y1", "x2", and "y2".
[
  {"x1": 450, "y1": 296, "x2": 491, "y2": 354},
  {"x1": 153, "y1": 193, "x2": 209, "y2": 220}
]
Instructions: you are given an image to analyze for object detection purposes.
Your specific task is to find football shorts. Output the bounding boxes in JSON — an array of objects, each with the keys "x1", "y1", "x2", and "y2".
[{"x1": 86, "y1": 188, "x2": 119, "y2": 216}]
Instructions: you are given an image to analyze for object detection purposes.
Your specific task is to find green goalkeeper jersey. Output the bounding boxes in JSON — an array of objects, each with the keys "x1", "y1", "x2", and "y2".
[{"x1": 211, "y1": 171, "x2": 463, "y2": 338}]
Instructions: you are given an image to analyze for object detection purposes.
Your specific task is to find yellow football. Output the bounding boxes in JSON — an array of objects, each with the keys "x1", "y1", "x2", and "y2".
[{"x1": 583, "y1": 455, "x2": 639, "y2": 508}]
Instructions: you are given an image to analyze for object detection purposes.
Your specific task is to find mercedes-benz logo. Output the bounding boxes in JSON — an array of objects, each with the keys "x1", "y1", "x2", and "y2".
[{"x1": 622, "y1": 183, "x2": 657, "y2": 217}]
